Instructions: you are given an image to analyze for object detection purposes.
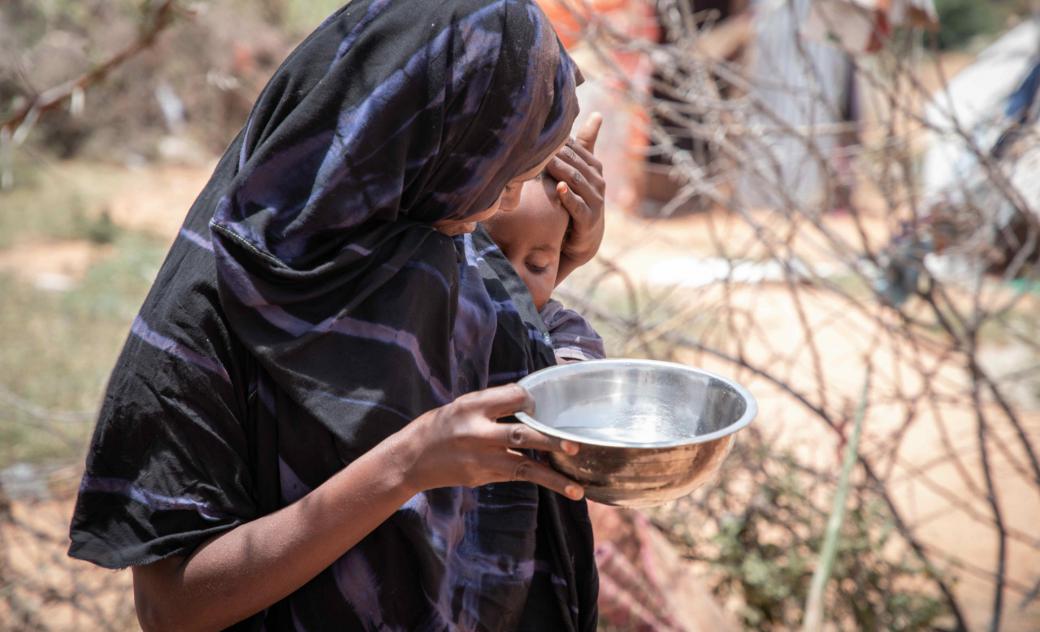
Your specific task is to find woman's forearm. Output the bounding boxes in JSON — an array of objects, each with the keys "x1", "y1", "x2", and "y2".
[
  {"x1": 131, "y1": 384, "x2": 580, "y2": 632},
  {"x1": 132, "y1": 433, "x2": 418, "y2": 632}
]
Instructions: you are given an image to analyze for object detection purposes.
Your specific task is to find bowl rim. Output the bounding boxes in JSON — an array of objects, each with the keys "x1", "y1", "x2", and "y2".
[{"x1": 514, "y1": 358, "x2": 758, "y2": 449}]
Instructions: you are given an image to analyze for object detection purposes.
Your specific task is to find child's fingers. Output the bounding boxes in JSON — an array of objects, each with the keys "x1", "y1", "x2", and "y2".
[{"x1": 551, "y1": 142, "x2": 603, "y2": 185}]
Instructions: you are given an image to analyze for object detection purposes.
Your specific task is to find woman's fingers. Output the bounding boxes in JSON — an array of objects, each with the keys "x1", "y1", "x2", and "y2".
[
  {"x1": 457, "y1": 383, "x2": 533, "y2": 419},
  {"x1": 490, "y1": 422, "x2": 579, "y2": 456},
  {"x1": 576, "y1": 112, "x2": 603, "y2": 152},
  {"x1": 406, "y1": 386, "x2": 587, "y2": 497},
  {"x1": 491, "y1": 453, "x2": 585, "y2": 500}
]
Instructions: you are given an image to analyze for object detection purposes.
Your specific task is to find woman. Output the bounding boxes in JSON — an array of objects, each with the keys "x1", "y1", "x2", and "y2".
[{"x1": 68, "y1": 1, "x2": 606, "y2": 630}]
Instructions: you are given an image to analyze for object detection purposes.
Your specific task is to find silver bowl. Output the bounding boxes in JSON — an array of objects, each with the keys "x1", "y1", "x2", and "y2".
[{"x1": 516, "y1": 359, "x2": 757, "y2": 508}]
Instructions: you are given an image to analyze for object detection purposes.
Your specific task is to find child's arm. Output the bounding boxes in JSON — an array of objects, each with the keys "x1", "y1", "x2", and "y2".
[
  {"x1": 547, "y1": 114, "x2": 605, "y2": 285},
  {"x1": 541, "y1": 299, "x2": 606, "y2": 364}
]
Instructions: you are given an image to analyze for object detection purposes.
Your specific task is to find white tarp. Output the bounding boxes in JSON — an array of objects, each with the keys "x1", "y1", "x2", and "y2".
[{"x1": 922, "y1": 19, "x2": 1040, "y2": 198}]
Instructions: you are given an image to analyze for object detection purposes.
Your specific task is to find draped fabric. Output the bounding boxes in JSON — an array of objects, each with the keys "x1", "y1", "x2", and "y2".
[
  {"x1": 540, "y1": 299, "x2": 606, "y2": 363},
  {"x1": 68, "y1": 2, "x2": 598, "y2": 629}
]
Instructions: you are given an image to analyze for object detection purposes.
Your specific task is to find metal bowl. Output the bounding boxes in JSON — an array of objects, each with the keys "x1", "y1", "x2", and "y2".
[{"x1": 515, "y1": 359, "x2": 757, "y2": 508}]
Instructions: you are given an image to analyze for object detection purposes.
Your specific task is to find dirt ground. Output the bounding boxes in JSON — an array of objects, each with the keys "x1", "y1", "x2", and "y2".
[{"x1": 1, "y1": 473, "x2": 136, "y2": 630}]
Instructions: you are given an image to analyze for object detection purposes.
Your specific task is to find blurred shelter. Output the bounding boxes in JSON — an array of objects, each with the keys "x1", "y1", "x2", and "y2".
[
  {"x1": 643, "y1": 1, "x2": 752, "y2": 214},
  {"x1": 804, "y1": 0, "x2": 938, "y2": 53},
  {"x1": 537, "y1": 0, "x2": 937, "y2": 216},
  {"x1": 735, "y1": 0, "x2": 937, "y2": 213},
  {"x1": 737, "y1": 0, "x2": 934, "y2": 212},
  {"x1": 537, "y1": 0, "x2": 755, "y2": 214},
  {"x1": 920, "y1": 18, "x2": 1040, "y2": 277},
  {"x1": 736, "y1": 0, "x2": 859, "y2": 211}
]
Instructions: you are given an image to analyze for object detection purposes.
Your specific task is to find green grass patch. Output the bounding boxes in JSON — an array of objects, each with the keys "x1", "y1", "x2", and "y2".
[
  {"x1": 0, "y1": 231, "x2": 165, "y2": 467},
  {"x1": 0, "y1": 160, "x2": 129, "y2": 249},
  {"x1": 284, "y1": 0, "x2": 348, "y2": 33}
]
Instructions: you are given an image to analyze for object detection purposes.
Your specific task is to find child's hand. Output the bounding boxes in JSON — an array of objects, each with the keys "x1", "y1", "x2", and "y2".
[
  {"x1": 547, "y1": 113, "x2": 605, "y2": 284},
  {"x1": 391, "y1": 384, "x2": 585, "y2": 500}
]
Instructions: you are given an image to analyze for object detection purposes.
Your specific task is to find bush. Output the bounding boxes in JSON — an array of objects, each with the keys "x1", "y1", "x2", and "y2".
[
  {"x1": 648, "y1": 436, "x2": 950, "y2": 630},
  {"x1": 933, "y1": 0, "x2": 1001, "y2": 50}
]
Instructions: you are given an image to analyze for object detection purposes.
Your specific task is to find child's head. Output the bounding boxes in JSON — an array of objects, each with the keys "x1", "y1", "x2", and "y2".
[{"x1": 484, "y1": 175, "x2": 569, "y2": 311}]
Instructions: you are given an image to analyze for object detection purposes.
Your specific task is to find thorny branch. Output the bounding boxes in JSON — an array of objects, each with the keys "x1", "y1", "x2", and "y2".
[
  {"x1": 0, "y1": 0, "x2": 183, "y2": 189},
  {"x1": 559, "y1": 2, "x2": 1039, "y2": 629}
]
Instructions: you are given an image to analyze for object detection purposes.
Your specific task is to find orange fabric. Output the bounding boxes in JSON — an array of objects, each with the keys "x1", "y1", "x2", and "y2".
[
  {"x1": 536, "y1": 0, "x2": 658, "y2": 50},
  {"x1": 536, "y1": 0, "x2": 583, "y2": 48}
]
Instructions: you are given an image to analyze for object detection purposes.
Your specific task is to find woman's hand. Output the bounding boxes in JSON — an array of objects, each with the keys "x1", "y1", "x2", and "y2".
[
  {"x1": 547, "y1": 113, "x2": 606, "y2": 285},
  {"x1": 393, "y1": 384, "x2": 585, "y2": 500},
  {"x1": 131, "y1": 384, "x2": 582, "y2": 632}
]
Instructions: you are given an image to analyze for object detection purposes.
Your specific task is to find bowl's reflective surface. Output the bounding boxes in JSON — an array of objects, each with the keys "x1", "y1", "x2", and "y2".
[{"x1": 516, "y1": 359, "x2": 757, "y2": 507}]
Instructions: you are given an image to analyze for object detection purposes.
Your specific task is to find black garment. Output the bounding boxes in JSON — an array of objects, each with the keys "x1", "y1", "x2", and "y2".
[{"x1": 68, "y1": 1, "x2": 597, "y2": 629}]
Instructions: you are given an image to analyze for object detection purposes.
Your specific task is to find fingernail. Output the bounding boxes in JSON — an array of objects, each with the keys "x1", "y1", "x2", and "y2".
[
  {"x1": 559, "y1": 184, "x2": 569, "y2": 194},
  {"x1": 561, "y1": 440, "x2": 579, "y2": 455},
  {"x1": 566, "y1": 485, "x2": 584, "y2": 500}
]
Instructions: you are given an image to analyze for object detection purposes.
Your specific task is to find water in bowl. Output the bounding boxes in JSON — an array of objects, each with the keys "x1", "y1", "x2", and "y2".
[{"x1": 549, "y1": 399, "x2": 700, "y2": 445}]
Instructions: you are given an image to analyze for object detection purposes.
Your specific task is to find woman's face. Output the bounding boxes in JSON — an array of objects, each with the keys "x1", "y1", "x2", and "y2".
[{"x1": 434, "y1": 144, "x2": 563, "y2": 237}]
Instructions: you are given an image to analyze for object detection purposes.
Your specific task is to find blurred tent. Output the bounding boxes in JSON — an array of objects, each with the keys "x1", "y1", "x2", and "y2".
[
  {"x1": 919, "y1": 18, "x2": 1040, "y2": 277},
  {"x1": 737, "y1": 0, "x2": 936, "y2": 212},
  {"x1": 736, "y1": 0, "x2": 860, "y2": 211},
  {"x1": 536, "y1": 0, "x2": 937, "y2": 216},
  {"x1": 922, "y1": 19, "x2": 1040, "y2": 199},
  {"x1": 804, "y1": 0, "x2": 938, "y2": 53},
  {"x1": 869, "y1": 18, "x2": 1040, "y2": 305}
]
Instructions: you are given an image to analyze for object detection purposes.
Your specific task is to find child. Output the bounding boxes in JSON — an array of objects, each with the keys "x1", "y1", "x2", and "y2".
[{"x1": 485, "y1": 175, "x2": 606, "y2": 363}]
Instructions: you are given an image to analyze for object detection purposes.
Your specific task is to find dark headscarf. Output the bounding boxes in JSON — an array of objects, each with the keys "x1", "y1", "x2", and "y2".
[{"x1": 69, "y1": 1, "x2": 598, "y2": 630}]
